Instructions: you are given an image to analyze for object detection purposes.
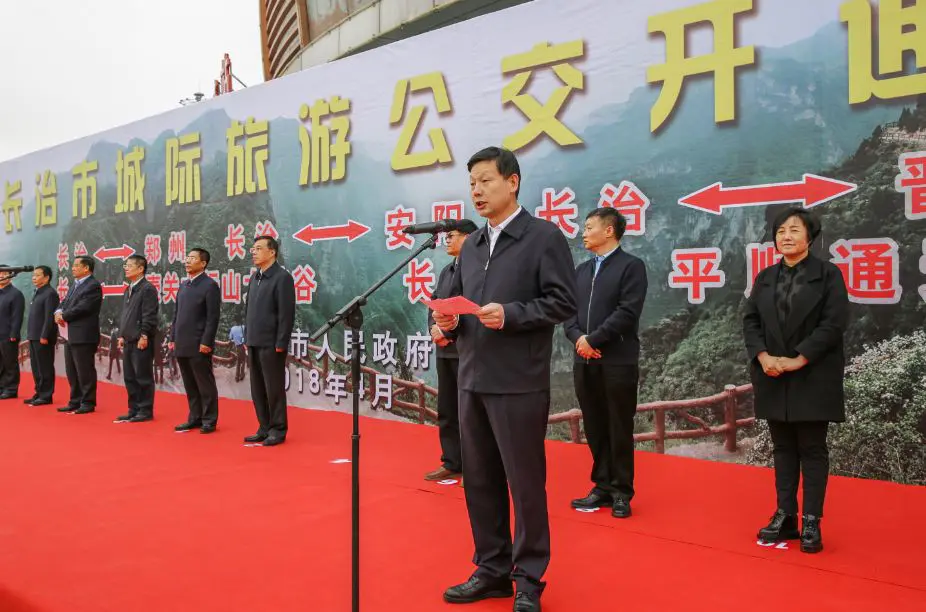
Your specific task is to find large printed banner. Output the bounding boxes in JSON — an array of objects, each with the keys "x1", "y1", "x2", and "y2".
[{"x1": 2, "y1": 0, "x2": 924, "y2": 482}]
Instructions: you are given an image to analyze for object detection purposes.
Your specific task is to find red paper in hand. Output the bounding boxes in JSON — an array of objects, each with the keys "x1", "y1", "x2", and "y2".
[{"x1": 425, "y1": 296, "x2": 481, "y2": 316}]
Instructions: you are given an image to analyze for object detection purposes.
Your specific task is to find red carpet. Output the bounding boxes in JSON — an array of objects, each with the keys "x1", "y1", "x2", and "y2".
[{"x1": 0, "y1": 374, "x2": 923, "y2": 611}]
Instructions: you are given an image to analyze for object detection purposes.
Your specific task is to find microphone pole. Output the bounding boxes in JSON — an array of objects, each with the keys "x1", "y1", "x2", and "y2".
[{"x1": 309, "y1": 232, "x2": 439, "y2": 612}]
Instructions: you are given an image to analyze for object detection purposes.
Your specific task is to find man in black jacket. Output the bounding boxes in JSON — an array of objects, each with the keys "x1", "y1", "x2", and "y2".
[
  {"x1": 25, "y1": 266, "x2": 59, "y2": 405},
  {"x1": 434, "y1": 147, "x2": 577, "y2": 612},
  {"x1": 114, "y1": 255, "x2": 159, "y2": 423},
  {"x1": 425, "y1": 218, "x2": 479, "y2": 482},
  {"x1": 171, "y1": 248, "x2": 221, "y2": 434},
  {"x1": 55, "y1": 256, "x2": 103, "y2": 414},
  {"x1": 564, "y1": 208, "x2": 647, "y2": 519},
  {"x1": 244, "y1": 235, "x2": 295, "y2": 446},
  {"x1": 0, "y1": 266, "x2": 25, "y2": 400}
]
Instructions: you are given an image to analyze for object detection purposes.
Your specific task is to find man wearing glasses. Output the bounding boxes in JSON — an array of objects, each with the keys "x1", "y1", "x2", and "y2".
[
  {"x1": 113, "y1": 255, "x2": 159, "y2": 423},
  {"x1": 54, "y1": 256, "x2": 103, "y2": 414},
  {"x1": 243, "y1": 235, "x2": 295, "y2": 446}
]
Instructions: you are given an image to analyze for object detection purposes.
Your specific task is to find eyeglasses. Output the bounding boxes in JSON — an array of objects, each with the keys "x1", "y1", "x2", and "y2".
[{"x1": 249, "y1": 246, "x2": 270, "y2": 253}]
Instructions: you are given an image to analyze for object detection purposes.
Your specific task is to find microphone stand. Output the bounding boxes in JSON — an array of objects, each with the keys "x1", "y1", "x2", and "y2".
[{"x1": 309, "y1": 232, "x2": 439, "y2": 612}]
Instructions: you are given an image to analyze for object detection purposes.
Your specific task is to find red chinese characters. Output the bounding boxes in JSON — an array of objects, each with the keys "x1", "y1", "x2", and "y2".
[
  {"x1": 744, "y1": 242, "x2": 782, "y2": 297},
  {"x1": 73, "y1": 241, "x2": 88, "y2": 257},
  {"x1": 402, "y1": 258, "x2": 435, "y2": 304},
  {"x1": 144, "y1": 234, "x2": 162, "y2": 265},
  {"x1": 167, "y1": 231, "x2": 187, "y2": 265},
  {"x1": 221, "y1": 269, "x2": 242, "y2": 304},
  {"x1": 431, "y1": 200, "x2": 464, "y2": 246},
  {"x1": 255, "y1": 219, "x2": 279, "y2": 240},
  {"x1": 830, "y1": 238, "x2": 902, "y2": 304},
  {"x1": 145, "y1": 273, "x2": 163, "y2": 303},
  {"x1": 292, "y1": 264, "x2": 317, "y2": 305},
  {"x1": 385, "y1": 205, "x2": 416, "y2": 250},
  {"x1": 57, "y1": 243, "x2": 69, "y2": 271},
  {"x1": 534, "y1": 187, "x2": 579, "y2": 238},
  {"x1": 161, "y1": 271, "x2": 181, "y2": 304},
  {"x1": 225, "y1": 224, "x2": 246, "y2": 260},
  {"x1": 598, "y1": 181, "x2": 650, "y2": 235},
  {"x1": 895, "y1": 152, "x2": 926, "y2": 221},
  {"x1": 668, "y1": 248, "x2": 726, "y2": 304},
  {"x1": 56, "y1": 277, "x2": 69, "y2": 301}
]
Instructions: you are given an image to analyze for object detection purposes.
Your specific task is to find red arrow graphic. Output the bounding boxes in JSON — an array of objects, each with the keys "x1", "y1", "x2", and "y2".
[
  {"x1": 94, "y1": 243, "x2": 136, "y2": 262},
  {"x1": 101, "y1": 283, "x2": 128, "y2": 297},
  {"x1": 293, "y1": 220, "x2": 371, "y2": 246},
  {"x1": 679, "y1": 174, "x2": 857, "y2": 215}
]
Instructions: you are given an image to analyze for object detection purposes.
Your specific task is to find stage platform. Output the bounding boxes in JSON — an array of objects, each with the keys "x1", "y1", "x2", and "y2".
[{"x1": 0, "y1": 374, "x2": 923, "y2": 611}]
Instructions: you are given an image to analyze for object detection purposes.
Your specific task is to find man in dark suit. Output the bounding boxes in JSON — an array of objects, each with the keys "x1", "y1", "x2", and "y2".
[
  {"x1": 171, "y1": 248, "x2": 221, "y2": 434},
  {"x1": 564, "y1": 208, "x2": 648, "y2": 519},
  {"x1": 0, "y1": 266, "x2": 26, "y2": 400},
  {"x1": 425, "y1": 218, "x2": 479, "y2": 482},
  {"x1": 113, "y1": 255, "x2": 159, "y2": 423},
  {"x1": 55, "y1": 255, "x2": 103, "y2": 414},
  {"x1": 434, "y1": 147, "x2": 577, "y2": 612},
  {"x1": 25, "y1": 266, "x2": 59, "y2": 405},
  {"x1": 244, "y1": 235, "x2": 295, "y2": 447}
]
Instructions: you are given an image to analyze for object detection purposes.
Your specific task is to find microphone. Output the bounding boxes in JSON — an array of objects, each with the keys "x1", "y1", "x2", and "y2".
[
  {"x1": 402, "y1": 219, "x2": 467, "y2": 234},
  {"x1": 0, "y1": 265, "x2": 35, "y2": 274}
]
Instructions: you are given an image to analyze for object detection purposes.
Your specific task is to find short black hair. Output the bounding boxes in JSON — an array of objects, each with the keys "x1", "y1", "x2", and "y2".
[
  {"x1": 467, "y1": 146, "x2": 521, "y2": 197},
  {"x1": 452, "y1": 219, "x2": 479, "y2": 235},
  {"x1": 771, "y1": 206, "x2": 821, "y2": 246},
  {"x1": 126, "y1": 254, "x2": 148, "y2": 274},
  {"x1": 190, "y1": 247, "x2": 210, "y2": 266},
  {"x1": 36, "y1": 265, "x2": 52, "y2": 279},
  {"x1": 586, "y1": 207, "x2": 627, "y2": 241},
  {"x1": 75, "y1": 255, "x2": 95, "y2": 273},
  {"x1": 254, "y1": 235, "x2": 279, "y2": 256}
]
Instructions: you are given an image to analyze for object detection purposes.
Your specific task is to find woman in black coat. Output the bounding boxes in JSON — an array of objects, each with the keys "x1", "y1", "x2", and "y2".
[{"x1": 743, "y1": 207, "x2": 849, "y2": 553}]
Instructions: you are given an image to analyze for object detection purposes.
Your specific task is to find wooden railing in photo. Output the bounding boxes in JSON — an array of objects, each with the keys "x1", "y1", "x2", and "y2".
[{"x1": 547, "y1": 384, "x2": 756, "y2": 453}]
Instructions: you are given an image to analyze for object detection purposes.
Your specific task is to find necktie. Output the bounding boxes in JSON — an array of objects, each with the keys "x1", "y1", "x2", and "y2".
[{"x1": 594, "y1": 256, "x2": 604, "y2": 278}]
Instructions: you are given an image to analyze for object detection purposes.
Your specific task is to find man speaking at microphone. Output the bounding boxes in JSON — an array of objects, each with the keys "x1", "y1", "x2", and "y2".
[{"x1": 434, "y1": 147, "x2": 577, "y2": 612}]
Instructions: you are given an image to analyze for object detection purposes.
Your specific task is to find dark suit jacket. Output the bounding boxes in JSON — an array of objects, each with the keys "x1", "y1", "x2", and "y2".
[
  {"x1": 428, "y1": 260, "x2": 459, "y2": 359},
  {"x1": 60, "y1": 275, "x2": 103, "y2": 345},
  {"x1": 244, "y1": 262, "x2": 296, "y2": 350},
  {"x1": 446, "y1": 209, "x2": 577, "y2": 394},
  {"x1": 564, "y1": 248, "x2": 647, "y2": 365},
  {"x1": 170, "y1": 273, "x2": 221, "y2": 358},
  {"x1": 0, "y1": 285, "x2": 25, "y2": 340},
  {"x1": 743, "y1": 255, "x2": 849, "y2": 423},
  {"x1": 119, "y1": 278, "x2": 159, "y2": 343},
  {"x1": 27, "y1": 284, "x2": 59, "y2": 342}
]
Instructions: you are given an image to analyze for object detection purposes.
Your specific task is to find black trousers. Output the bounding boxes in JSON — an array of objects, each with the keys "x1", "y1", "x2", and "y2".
[
  {"x1": 248, "y1": 346, "x2": 288, "y2": 438},
  {"x1": 0, "y1": 339, "x2": 20, "y2": 395},
  {"x1": 436, "y1": 357, "x2": 462, "y2": 472},
  {"x1": 574, "y1": 363, "x2": 638, "y2": 501},
  {"x1": 123, "y1": 343, "x2": 155, "y2": 418},
  {"x1": 64, "y1": 342, "x2": 97, "y2": 409},
  {"x1": 768, "y1": 420, "x2": 830, "y2": 517},
  {"x1": 29, "y1": 341, "x2": 55, "y2": 401},
  {"x1": 178, "y1": 354, "x2": 219, "y2": 427},
  {"x1": 460, "y1": 390, "x2": 550, "y2": 597}
]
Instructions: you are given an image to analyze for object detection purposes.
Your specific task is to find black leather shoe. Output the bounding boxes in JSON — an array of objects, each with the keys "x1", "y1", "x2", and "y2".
[
  {"x1": 23, "y1": 398, "x2": 36, "y2": 405},
  {"x1": 244, "y1": 433, "x2": 267, "y2": 443},
  {"x1": 800, "y1": 515, "x2": 823, "y2": 553},
  {"x1": 200, "y1": 425, "x2": 216, "y2": 434},
  {"x1": 262, "y1": 436, "x2": 285, "y2": 447},
  {"x1": 0, "y1": 393, "x2": 17, "y2": 400},
  {"x1": 113, "y1": 414, "x2": 133, "y2": 422},
  {"x1": 128, "y1": 414, "x2": 152, "y2": 423},
  {"x1": 174, "y1": 422, "x2": 201, "y2": 432},
  {"x1": 513, "y1": 592, "x2": 541, "y2": 612},
  {"x1": 758, "y1": 509, "x2": 800, "y2": 542},
  {"x1": 73, "y1": 407, "x2": 95, "y2": 415},
  {"x1": 30, "y1": 399, "x2": 51, "y2": 406},
  {"x1": 443, "y1": 576, "x2": 513, "y2": 603},
  {"x1": 58, "y1": 405, "x2": 79, "y2": 413},
  {"x1": 571, "y1": 488, "x2": 613, "y2": 509},
  {"x1": 611, "y1": 498, "x2": 632, "y2": 519}
]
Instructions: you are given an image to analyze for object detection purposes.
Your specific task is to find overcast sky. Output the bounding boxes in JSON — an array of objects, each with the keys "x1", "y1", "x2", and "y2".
[{"x1": 0, "y1": 0, "x2": 264, "y2": 163}]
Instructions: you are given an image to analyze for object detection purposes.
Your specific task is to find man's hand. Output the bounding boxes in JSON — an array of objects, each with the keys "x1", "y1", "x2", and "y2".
[
  {"x1": 433, "y1": 311, "x2": 459, "y2": 332},
  {"x1": 576, "y1": 336, "x2": 601, "y2": 359},
  {"x1": 275, "y1": 348, "x2": 284, "y2": 353},
  {"x1": 54, "y1": 313, "x2": 64, "y2": 325},
  {"x1": 199, "y1": 345, "x2": 212, "y2": 354},
  {"x1": 430, "y1": 324, "x2": 450, "y2": 347},
  {"x1": 168, "y1": 342, "x2": 175, "y2": 351},
  {"x1": 39, "y1": 338, "x2": 48, "y2": 345},
  {"x1": 757, "y1": 351, "x2": 783, "y2": 378},
  {"x1": 137, "y1": 335, "x2": 148, "y2": 350},
  {"x1": 477, "y1": 303, "x2": 505, "y2": 330},
  {"x1": 117, "y1": 337, "x2": 125, "y2": 350},
  {"x1": 777, "y1": 355, "x2": 808, "y2": 373}
]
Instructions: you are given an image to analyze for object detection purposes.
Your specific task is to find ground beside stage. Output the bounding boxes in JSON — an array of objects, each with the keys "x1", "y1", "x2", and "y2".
[{"x1": 0, "y1": 375, "x2": 923, "y2": 611}]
